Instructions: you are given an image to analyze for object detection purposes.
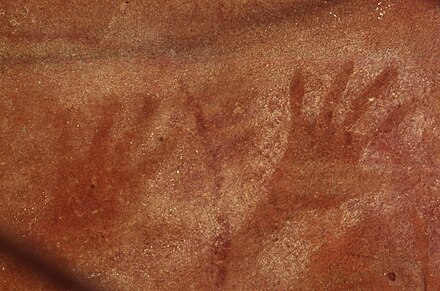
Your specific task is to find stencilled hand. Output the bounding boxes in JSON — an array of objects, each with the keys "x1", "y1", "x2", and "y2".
[
  {"x1": 285, "y1": 61, "x2": 416, "y2": 164},
  {"x1": 216, "y1": 61, "x2": 435, "y2": 288},
  {"x1": 32, "y1": 95, "x2": 180, "y2": 240}
]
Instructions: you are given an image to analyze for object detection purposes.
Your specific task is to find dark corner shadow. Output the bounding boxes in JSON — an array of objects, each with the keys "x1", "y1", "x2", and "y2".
[{"x1": 0, "y1": 230, "x2": 102, "y2": 291}]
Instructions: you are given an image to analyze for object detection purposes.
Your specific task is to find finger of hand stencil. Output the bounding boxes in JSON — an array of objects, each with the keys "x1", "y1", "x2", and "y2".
[
  {"x1": 88, "y1": 102, "x2": 120, "y2": 161},
  {"x1": 193, "y1": 102, "x2": 209, "y2": 135},
  {"x1": 319, "y1": 61, "x2": 354, "y2": 125},
  {"x1": 345, "y1": 66, "x2": 398, "y2": 126},
  {"x1": 367, "y1": 100, "x2": 417, "y2": 164},
  {"x1": 377, "y1": 98, "x2": 416, "y2": 136},
  {"x1": 182, "y1": 86, "x2": 209, "y2": 135},
  {"x1": 135, "y1": 95, "x2": 160, "y2": 126},
  {"x1": 289, "y1": 70, "x2": 305, "y2": 124}
]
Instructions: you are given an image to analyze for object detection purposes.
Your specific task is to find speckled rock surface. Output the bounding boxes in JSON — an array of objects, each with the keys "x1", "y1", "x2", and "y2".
[{"x1": 1, "y1": 0, "x2": 440, "y2": 290}]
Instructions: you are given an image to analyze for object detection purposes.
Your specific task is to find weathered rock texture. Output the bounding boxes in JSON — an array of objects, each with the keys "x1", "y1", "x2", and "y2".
[{"x1": 1, "y1": 0, "x2": 440, "y2": 290}]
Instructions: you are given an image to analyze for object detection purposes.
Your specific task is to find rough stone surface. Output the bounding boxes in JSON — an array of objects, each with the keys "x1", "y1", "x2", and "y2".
[{"x1": 1, "y1": 0, "x2": 440, "y2": 290}]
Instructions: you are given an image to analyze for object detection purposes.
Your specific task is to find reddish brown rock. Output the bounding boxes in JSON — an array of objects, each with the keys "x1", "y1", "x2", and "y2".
[{"x1": 1, "y1": 0, "x2": 440, "y2": 290}]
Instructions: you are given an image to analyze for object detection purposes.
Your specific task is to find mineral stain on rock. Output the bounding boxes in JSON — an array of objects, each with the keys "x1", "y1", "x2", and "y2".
[{"x1": 1, "y1": 0, "x2": 440, "y2": 289}]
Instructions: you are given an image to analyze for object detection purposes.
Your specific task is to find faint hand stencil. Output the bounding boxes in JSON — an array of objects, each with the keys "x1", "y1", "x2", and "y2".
[
  {"x1": 217, "y1": 61, "x2": 422, "y2": 288},
  {"x1": 286, "y1": 61, "x2": 414, "y2": 164}
]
